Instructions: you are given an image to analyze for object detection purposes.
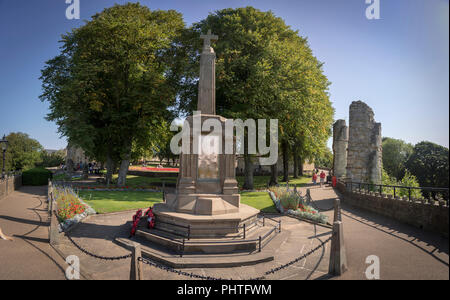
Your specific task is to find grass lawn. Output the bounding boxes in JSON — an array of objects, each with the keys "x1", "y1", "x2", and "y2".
[
  {"x1": 102, "y1": 174, "x2": 311, "y2": 190},
  {"x1": 240, "y1": 191, "x2": 278, "y2": 213},
  {"x1": 111, "y1": 174, "x2": 177, "y2": 187},
  {"x1": 236, "y1": 175, "x2": 311, "y2": 190},
  {"x1": 78, "y1": 190, "x2": 163, "y2": 214},
  {"x1": 77, "y1": 189, "x2": 277, "y2": 214}
]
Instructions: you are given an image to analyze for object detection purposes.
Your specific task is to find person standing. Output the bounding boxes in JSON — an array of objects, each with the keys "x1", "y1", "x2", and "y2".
[
  {"x1": 312, "y1": 172, "x2": 318, "y2": 185},
  {"x1": 320, "y1": 170, "x2": 326, "y2": 188}
]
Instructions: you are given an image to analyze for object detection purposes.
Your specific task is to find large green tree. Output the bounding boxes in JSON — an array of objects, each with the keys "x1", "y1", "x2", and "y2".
[
  {"x1": 180, "y1": 7, "x2": 333, "y2": 188},
  {"x1": 382, "y1": 137, "x2": 413, "y2": 180},
  {"x1": 40, "y1": 3, "x2": 186, "y2": 185},
  {"x1": 0, "y1": 132, "x2": 44, "y2": 172},
  {"x1": 405, "y1": 141, "x2": 449, "y2": 188}
]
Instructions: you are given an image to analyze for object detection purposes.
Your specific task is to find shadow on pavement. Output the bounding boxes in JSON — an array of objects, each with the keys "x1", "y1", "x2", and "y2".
[{"x1": 341, "y1": 203, "x2": 449, "y2": 267}]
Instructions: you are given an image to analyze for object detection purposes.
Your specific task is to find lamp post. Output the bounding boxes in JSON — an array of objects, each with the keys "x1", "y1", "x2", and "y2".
[{"x1": 0, "y1": 135, "x2": 8, "y2": 179}]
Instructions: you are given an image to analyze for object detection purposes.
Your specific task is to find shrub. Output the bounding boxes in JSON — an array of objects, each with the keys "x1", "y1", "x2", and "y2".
[{"x1": 22, "y1": 167, "x2": 52, "y2": 186}]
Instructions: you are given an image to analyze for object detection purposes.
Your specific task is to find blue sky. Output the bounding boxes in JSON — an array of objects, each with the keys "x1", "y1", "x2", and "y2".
[{"x1": 0, "y1": 0, "x2": 448, "y2": 150}]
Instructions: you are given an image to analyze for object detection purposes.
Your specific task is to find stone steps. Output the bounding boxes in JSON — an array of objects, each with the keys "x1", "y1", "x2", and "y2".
[
  {"x1": 115, "y1": 228, "x2": 289, "y2": 268},
  {"x1": 135, "y1": 222, "x2": 278, "y2": 254}
]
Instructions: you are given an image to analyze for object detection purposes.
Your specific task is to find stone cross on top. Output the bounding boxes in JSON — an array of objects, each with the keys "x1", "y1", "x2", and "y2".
[{"x1": 200, "y1": 30, "x2": 218, "y2": 52}]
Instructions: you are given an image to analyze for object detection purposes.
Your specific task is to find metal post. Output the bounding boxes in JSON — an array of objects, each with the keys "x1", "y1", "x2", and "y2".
[
  {"x1": 379, "y1": 185, "x2": 382, "y2": 195},
  {"x1": 263, "y1": 216, "x2": 265, "y2": 227},
  {"x1": 278, "y1": 220, "x2": 281, "y2": 233},
  {"x1": 187, "y1": 225, "x2": 191, "y2": 240},
  {"x1": 1, "y1": 149, "x2": 5, "y2": 179},
  {"x1": 259, "y1": 236, "x2": 262, "y2": 252},
  {"x1": 180, "y1": 238, "x2": 185, "y2": 257},
  {"x1": 394, "y1": 187, "x2": 396, "y2": 198},
  {"x1": 243, "y1": 224, "x2": 246, "y2": 239}
]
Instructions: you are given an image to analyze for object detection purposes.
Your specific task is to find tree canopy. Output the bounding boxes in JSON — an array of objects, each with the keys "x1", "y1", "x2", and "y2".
[
  {"x1": 40, "y1": 3, "x2": 186, "y2": 185},
  {"x1": 382, "y1": 137, "x2": 414, "y2": 180},
  {"x1": 179, "y1": 7, "x2": 334, "y2": 187},
  {"x1": 0, "y1": 132, "x2": 44, "y2": 172},
  {"x1": 405, "y1": 141, "x2": 449, "y2": 188}
]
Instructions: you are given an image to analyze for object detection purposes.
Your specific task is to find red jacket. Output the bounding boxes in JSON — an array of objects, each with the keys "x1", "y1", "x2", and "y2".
[{"x1": 320, "y1": 172, "x2": 326, "y2": 179}]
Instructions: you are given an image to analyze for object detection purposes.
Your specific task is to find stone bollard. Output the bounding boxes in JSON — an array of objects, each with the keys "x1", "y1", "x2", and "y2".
[
  {"x1": 130, "y1": 243, "x2": 144, "y2": 280},
  {"x1": 328, "y1": 221, "x2": 347, "y2": 276},
  {"x1": 333, "y1": 198, "x2": 341, "y2": 223}
]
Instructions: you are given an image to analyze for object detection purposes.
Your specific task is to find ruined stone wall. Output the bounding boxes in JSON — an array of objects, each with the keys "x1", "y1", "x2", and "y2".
[
  {"x1": 332, "y1": 119, "x2": 348, "y2": 178},
  {"x1": 346, "y1": 101, "x2": 382, "y2": 184}
]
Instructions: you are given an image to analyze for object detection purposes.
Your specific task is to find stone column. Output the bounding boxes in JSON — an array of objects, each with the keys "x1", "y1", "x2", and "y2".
[
  {"x1": 332, "y1": 120, "x2": 348, "y2": 178},
  {"x1": 198, "y1": 31, "x2": 218, "y2": 115},
  {"x1": 346, "y1": 101, "x2": 382, "y2": 184}
]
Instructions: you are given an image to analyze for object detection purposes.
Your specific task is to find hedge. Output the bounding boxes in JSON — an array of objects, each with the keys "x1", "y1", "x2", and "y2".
[{"x1": 22, "y1": 167, "x2": 52, "y2": 186}]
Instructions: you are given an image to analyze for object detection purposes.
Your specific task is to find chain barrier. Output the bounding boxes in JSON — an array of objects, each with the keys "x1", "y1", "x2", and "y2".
[
  {"x1": 65, "y1": 233, "x2": 132, "y2": 261},
  {"x1": 139, "y1": 235, "x2": 332, "y2": 280}
]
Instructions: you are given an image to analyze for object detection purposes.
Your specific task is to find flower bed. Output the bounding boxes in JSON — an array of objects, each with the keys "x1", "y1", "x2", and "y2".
[
  {"x1": 129, "y1": 166, "x2": 179, "y2": 172},
  {"x1": 75, "y1": 186, "x2": 160, "y2": 192},
  {"x1": 53, "y1": 186, "x2": 96, "y2": 232},
  {"x1": 268, "y1": 186, "x2": 328, "y2": 224}
]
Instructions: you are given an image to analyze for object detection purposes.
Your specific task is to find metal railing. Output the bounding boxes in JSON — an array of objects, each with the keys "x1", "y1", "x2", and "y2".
[
  {"x1": 149, "y1": 215, "x2": 281, "y2": 257},
  {"x1": 345, "y1": 181, "x2": 449, "y2": 205},
  {"x1": 154, "y1": 216, "x2": 264, "y2": 240}
]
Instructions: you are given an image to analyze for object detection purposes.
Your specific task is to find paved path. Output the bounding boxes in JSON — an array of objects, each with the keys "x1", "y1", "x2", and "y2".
[
  {"x1": 55, "y1": 210, "x2": 333, "y2": 280},
  {"x1": 2, "y1": 184, "x2": 447, "y2": 280},
  {"x1": 0, "y1": 186, "x2": 68, "y2": 280},
  {"x1": 302, "y1": 184, "x2": 449, "y2": 280}
]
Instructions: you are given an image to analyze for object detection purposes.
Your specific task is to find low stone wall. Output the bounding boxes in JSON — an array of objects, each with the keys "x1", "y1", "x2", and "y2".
[
  {"x1": 0, "y1": 175, "x2": 22, "y2": 200},
  {"x1": 336, "y1": 180, "x2": 449, "y2": 237}
]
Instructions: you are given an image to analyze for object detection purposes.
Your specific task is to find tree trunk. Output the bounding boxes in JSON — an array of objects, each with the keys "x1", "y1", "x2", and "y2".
[
  {"x1": 243, "y1": 153, "x2": 254, "y2": 190},
  {"x1": 282, "y1": 140, "x2": 289, "y2": 183},
  {"x1": 106, "y1": 154, "x2": 114, "y2": 186},
  {"x1": 298, "y1": 157, "x2": 304, "y2": 177},
  {"x1": 293, "y1": 150, "x2": 299, "y2": 179},
  {"x1": 117, "y1": 152, "x2": 131, "y2": 187},
  {"x1": 268, "y1": 163, "x2": 278, "y2": 186},
  {"x1": 117, "y1": 140, "x2": 132, "y2": 187}
]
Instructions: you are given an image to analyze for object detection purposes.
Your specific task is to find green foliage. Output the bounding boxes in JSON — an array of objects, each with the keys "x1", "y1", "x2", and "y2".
[
  {"x1": 39, "y1": 3, "x2": 187, "y2": 184},
  {"x1": 398, "y1": 170, "x2": 422, "y2": 198},
  {"x1": 314, "y1": 147, "x2": 333, "y2": 169},
  {"x1": 405, "y1": 141, "x2": 449, "y2": 188},
  {"x1": 22, "y1": 167, "x2": 52, "y2": 186},
  {"x1": 180, "y1": 7, "x2": 334, "y2": 187},
  {"x1": 381, "y1": 167, "x2": 422, "y2": 198},
  {"x1": 382, "y1": 137, "x2": 413, "y2": 180},
  {"x1": 0, "y1": 132, "x2": 44, "y2": 171},
  {"x1": 38, "y1": 150, "x2": 65, "y2": 168}
]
